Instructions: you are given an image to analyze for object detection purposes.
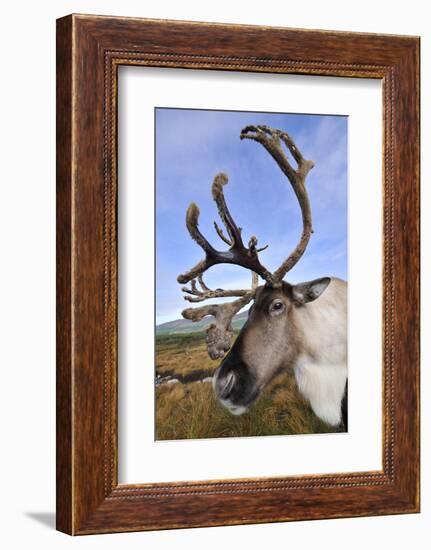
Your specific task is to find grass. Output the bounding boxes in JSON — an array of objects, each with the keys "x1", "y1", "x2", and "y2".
[
  {"x1": 155, "y1": 331, "x2": 338, "y2": 440},
  {"x1": 155, "y1": 331, "x2": 218, "y2": 382}
]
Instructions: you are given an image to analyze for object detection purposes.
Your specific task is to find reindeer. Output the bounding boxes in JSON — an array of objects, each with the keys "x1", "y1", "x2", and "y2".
[{"x1": 177, "y1": 125, "x2": 348, "y2": 430}]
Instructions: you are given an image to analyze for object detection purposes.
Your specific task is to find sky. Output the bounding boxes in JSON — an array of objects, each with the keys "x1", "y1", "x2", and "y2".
[{"x1": 155, "y1": 108, "x2": 348, "y2": 325}]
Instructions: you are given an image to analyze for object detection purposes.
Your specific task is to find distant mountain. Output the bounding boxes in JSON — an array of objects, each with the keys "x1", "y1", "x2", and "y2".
[{"x1": 156, "y1": 310, "x2": 248, "y2": 335}]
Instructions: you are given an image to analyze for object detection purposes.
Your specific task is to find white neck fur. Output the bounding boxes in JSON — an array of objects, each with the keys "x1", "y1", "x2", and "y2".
[{"x1": 294, "y1": 355, "x2": 347, "y2": 427}]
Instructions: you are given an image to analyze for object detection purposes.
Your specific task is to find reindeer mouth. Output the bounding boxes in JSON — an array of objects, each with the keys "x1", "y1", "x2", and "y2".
[
  {"x1": 222, "y1": 403, "x2": 249, "y2": 416},
  {"x1": 220, "y1": 389, "x2": 261, "y2": 416}
]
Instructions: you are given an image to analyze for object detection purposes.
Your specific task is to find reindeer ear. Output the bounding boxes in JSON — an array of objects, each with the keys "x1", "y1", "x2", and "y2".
[{"x1": 291, "y1": 277, "x2": 331, "y2": 304}]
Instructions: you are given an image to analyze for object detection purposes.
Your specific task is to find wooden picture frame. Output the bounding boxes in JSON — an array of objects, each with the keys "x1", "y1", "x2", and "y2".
[{"x1": 56, "y1": 14, "x2": 420, "y2": 535}]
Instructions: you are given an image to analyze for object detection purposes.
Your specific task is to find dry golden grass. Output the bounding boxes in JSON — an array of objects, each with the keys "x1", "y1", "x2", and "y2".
[
  {"x1": 155, "y1": 332, "x2": 217, "y2": 382},
  {"x1": 155, "y1": 331, "x2": 338, "y2": 440}
]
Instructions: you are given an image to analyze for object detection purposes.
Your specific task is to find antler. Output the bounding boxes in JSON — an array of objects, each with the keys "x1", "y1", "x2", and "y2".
[
  {"x1": 182, "y1": 293, "x2": 254, "y2": 360},
  {"x1": 182, "y1": 276, "x2": 256, "y2": 359},
  {"x1": 177, "y1": 172, "x2": 268, "y2": 358},
  {"x1": 240, "y1": 125, "x2": 314, "y2": 283},
  {"x1": 177, "y1": 173, "x2": 273, "y2": 285},
  {"x1": 177, "y1": 125, "x2": 315, "y2": 360},
  {"x1": 180, "y1": 272, "x2": 258, "y2": 359}
]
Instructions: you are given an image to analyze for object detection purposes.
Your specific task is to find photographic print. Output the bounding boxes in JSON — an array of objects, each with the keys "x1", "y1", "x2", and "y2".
[{"x1": 155, "y1": 108, "x2": 347, "y2": 441}]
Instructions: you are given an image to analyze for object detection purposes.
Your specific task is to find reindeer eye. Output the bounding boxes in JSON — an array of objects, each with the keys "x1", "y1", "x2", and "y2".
[{"x1": 270, "y1": 300, "x2": 285, "y2": 315}]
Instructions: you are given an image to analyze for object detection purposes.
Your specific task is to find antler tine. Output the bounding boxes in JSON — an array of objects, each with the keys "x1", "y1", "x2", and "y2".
[
  {"x1": 177, "y1": 172, "x2": 273, "y2": 285},
  {"x1": 252, "y1": 271, "x2": 259, "y2": 290},
  {"x1": 197, "y1": 274, "x2": 210, "y2": 291},
  {"x1": 213, "y1": 221, "x2": 232, "y2": 246},
  {"x1": 211, "y1": 173, "x2": 243, "y2": 246},
  {"x1": 240, "y1": 125, "x2": 315, "y2": 283}
]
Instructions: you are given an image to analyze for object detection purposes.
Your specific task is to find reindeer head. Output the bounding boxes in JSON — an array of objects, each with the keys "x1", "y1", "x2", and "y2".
[{"x1": 177, "y1": 125, "x2": 331, "y2": 415}]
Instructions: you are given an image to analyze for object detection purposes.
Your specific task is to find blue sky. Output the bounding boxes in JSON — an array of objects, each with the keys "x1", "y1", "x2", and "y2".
[{"x1": 155, "y1": 108, "x2": 347, "y2": 324}]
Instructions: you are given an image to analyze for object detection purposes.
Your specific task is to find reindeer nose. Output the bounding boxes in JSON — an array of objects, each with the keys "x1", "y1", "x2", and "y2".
[{"x1": 219, "y1": 371, "x2": 236, "y2": 399}]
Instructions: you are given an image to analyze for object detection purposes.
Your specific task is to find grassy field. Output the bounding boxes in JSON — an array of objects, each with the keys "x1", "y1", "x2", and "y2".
[{"x1": 155, "y1": 331, "x2": 338, "y2": 440}]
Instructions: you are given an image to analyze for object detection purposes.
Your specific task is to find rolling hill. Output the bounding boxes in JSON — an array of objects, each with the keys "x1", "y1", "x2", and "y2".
[{"x1": 156, "y1": 310, "x2": 248, "y2": 335}]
